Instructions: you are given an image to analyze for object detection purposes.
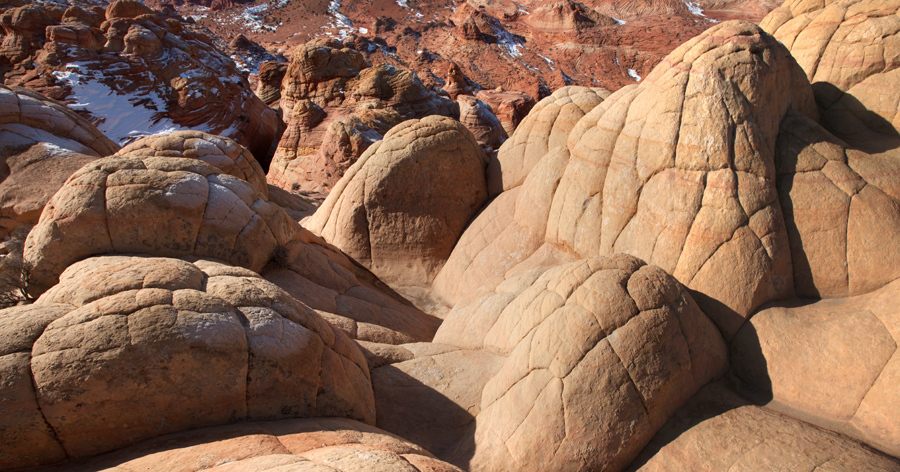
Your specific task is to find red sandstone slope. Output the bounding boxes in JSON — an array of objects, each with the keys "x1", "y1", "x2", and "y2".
[{"x1": 160, "y1": 0, "x2": 780, "y2": 98}]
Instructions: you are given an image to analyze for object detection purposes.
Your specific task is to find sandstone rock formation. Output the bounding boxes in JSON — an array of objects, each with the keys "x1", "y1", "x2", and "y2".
[
  {"x1": 457, "y1": 94, "x2": 508, "y2": 153},
  {"x1": 115, "y1": 130, "x2": 270, "y2": 197},
  {"x1": 22, "y1": 156, "x2": 297, "y2": 293},
  {"x1": 256, "y1": 60, "x2": 288, "y2": 108},
  {"x1": 444, "y1": 62, "x2": 473, "y2": 100},
  {"x1": 268, "y1": 38, "x2": 459, "y2": 194},
  {"x1": 5, "y1": 0, "x2": 900, "y2": 470},
  {"x1": 760, "y1": 0, "x2": 900, "y2": 298},
  {"x1": 486, "y1": 85, "x2": 609, "y2": 194},
  {"x1": 731, "y1": 277, "x2": 900, "y2": 457},
  {"x1": 36, "y1": 418, "x2": 463, "y2": 472},
  {"x1": 475, "y1": 89, "x2": 536, "y2": 136},
  {"x1": 436, "y1": 21, "x2": 818, "y2": 341},
  {"x1": 1, "y1": 255, "x2": 374, "y2": 465},
  {"x1": 630, "y1": 381, "x2": 900, "y2": 471},
  {"x1": 18, "y1": 130, "x2": 441, "y2": 345},
  {"x1": 0, "y1": 0, "x2": 280, "y2": 163},
  {"x1": 307, "y1": 116, "x2": 488, "y2": 288},
  {"x1": 375, "y1": 255, "x2": 727, "y2": 471},
  {"x1": 0, "y1": 85, "x2": 118, "y2": 237}
]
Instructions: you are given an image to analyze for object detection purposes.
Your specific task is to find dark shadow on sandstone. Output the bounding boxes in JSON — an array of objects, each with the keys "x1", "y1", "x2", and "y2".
[
  {"x1": 813, "y1": 81, "x2": 900, "y2": 154},
  {"x1": 371, "y1": 354, "x2": 492, "y2": 470}
]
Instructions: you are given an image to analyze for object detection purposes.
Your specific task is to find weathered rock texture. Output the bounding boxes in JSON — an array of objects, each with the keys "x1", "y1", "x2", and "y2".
[
  {"x1": 23, "y1": 156, "x2": 297, "y2": 293},
  {"x1": 376, "y1": 255, "x2": 727, "y2": 471},
  {"x1": 731, "y1": 277, "x2": 900, "y2": 458},
  {"x1": 630, "y1": 381, "x2": 900, "y2": 471},
  {"x1": 307, "y1": 116, "x2": 488, "y2": 288},
  {"x1": 436, "y1": 21, "x2": 818, "y2": 341},
  {"x1": 0, "y1": 85, "x2": 117, "y2": 237},
  {"x1": 458, "y1": 95, "x2": 508, "y2": 153},
  {"x1": 0, "y1": 0, "x2": 280, "y2": 162},
  {"x1": 267, "y1": 38, "x2": 459, "y2": 194},
  {"x1": 486, "y1": 85, "x2": 610, "y2": 194},
  {"x1": 35, "y1": 418, "x2": 463, "y2": 472},
  {"x1": 115, "y1": 130, "x2": 270, "y2": 197},
  {"x1": 475, "y1": 89, "x2": 537, "y2": 136},
  {"x1": 1, "y1": 255, "x2": 373, "y2": 465},
  {"x1": 761, "y1": 0, "x2": 900, "y2": 299}
]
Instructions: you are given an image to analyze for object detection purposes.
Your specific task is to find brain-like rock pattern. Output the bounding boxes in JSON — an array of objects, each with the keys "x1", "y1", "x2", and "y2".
[
  {"x1": 0, "y1": 86, "x2": 118, "y2": 236},
  {"x1": 775, "y1": 110, "x2": 900, "y2": 298},
  {"x1": 761, "y1": 0, "x2": 900, "y2": 92},
  {"x1": 23, "y1": 156, "x2": 297, "y2": 293},
  {"x1": 486, "y1": 86, "x2": 610, "y2": 194},
  {"x1": 761, "y1": 0, "x2": 900, "y2": 147},
  {"x1": 438, "y1": 21, "x2": 818, "y2": 339},
  {"x1": 115, "y1": 130, "x2": 269, "y2": 197},
  {"x1": 35, "y1": 418, "x2": 463, "y2": 472},
  {"x1": 631, "y1": 381, "x2": 900, "y2": 471},
  {"x1": 731, "y1": 276, "x2": 900, "y2": 457},
  {"x1": 307, "y1": 115, "x2": 488, "y2": 288},
  {"x1": 0, "y1": 255, "x2": 373, "y2": 467},
  {"x1": 419, "y1": 255, "x2": 727, "y2": 471}
]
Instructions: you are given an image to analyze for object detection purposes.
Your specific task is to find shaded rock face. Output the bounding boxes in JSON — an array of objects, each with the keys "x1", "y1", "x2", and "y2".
[
  {"x1": 268, "y1": 38, "x2": 460, "y2": 195},
  {"x1": 0, "y1": 85, "x2": 117, "y2": 237},
  {"x1": 731, "y1": 277, "x2": 900, "y2": 458},
  {"x1": 761, "y1": 0, "x2": 900, "y2": 299},
  {"x1": 457, "y1": 94, "x2": 508, "y2": 153},
  {"x1": 475, "y1": 88, "x2": 537, "y2": 135},
  {"x1": 307, "y1": 116, "x2": 489, "y2": 288},
  {"x1": 631, "y1": 381, "x2": 900, "y2": 471},
  {"x1": 0, "y1": 0, "x2": 281, "y2": 164},
  {"x1": 0, "y1": 256, "x2": 374, "y2": 464},
  {"x1": 256, "y1": 60, "x2": 288, "y2": 107},
  {"x1": 374, "y1": 255, "x2": 727, "y2": 471}
]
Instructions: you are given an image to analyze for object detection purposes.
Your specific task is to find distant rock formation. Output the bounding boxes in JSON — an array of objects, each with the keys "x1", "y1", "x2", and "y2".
[
  {"x1": 267, "y1": 38, "x2": 459, "y2": 195},
  {"x1": 0, "y1": 0, "x2": 281, "y2": 164}
]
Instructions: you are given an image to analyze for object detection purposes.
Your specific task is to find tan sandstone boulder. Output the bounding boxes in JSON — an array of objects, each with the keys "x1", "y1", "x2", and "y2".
[
  {"x1": 34, "y1": 418, "x2": 462, "y2": 472},
  {"x1": 115, "y1": 130, "x2": 269, "y2": 197},
  {"x1": 486, "y1": 85, "x2": 610, "y2": 194},
  {"x1": 0, "y1": 255, "x2": 374, "y2": 465},
  {"x1": 774, "y1": 110, "x2": 900, "y2": 298},
  {"x1": 378, "y1": 255, "x2": 727, "y2": 471},
  {"x1": 629, "y1": 381, "x2": 900, "y2": 471},
  {"x1": 437, "y1": 21, "x2": 818, "y2": 340},
  {"x1": 0, "y1": 85, "x2": 118, "y2": 236},
  {"x1": 307, "y1": 115, "x2": 488, "y2": 289},
  {"x1": 23, "y1": 155, "x2": 297, "y2": 294},
  {"x1": 731, "y1": 277, "x2": 900, "y2": 457},
  {"x1": 0, "y1": 304, "x2": 73, "y2": 470}
]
